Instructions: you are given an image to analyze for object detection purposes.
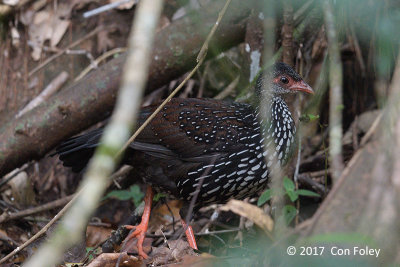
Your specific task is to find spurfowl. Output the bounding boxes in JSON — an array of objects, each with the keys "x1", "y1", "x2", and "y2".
[{"x1": 54, "y1": 62, "x2": 313, "y2": 258}]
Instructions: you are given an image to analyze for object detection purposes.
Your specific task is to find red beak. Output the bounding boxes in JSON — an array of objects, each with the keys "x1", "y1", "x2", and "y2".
[{"x1": 289, "y1": 80, "x2": 314, "y2": 95}]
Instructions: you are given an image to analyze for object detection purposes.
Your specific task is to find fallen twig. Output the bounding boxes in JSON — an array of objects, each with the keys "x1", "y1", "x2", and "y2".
[
  {"x1": 28, "y1": 26, "x2": 106, "y2": 77},
  {"x1": 0, "y1": 194, "x2": 73, "y2": 223},
  {"x1": 16, "y1": 72, "x2": 69, "y2": 118}
]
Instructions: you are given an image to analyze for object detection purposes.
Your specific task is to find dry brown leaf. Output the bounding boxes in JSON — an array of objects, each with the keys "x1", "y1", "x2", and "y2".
[
  {"x1": 27, "y1": 9, "x2": 71, "y2": 60},
  {"x1": 124, "y1": 237, "x2": 152, "y2": 256},
  {"x1": 50, "y1": 18, "x2": 70, "y2": 47},
  {"x1": 150, "y1": 239, "x2": 197, "y2": 265},
  {"x1": 7, "y1": 171, "x2": 36, "y2": 208},
  {"x1": 86, "y1": 225, "x2": 113, "y2": 247},
  {"x1": 87, "y1": 252, "x2": 141, "y2": 267},
  {"x1": 30, "y1": 11, "x2": 52, "y2": 60},
  {"x1": 21, "y1": 2, "x2": 76, "y2": 61},
  {"x1": 150, "y1": 200, "x2": 182, "y2": 231},
  {"x1": 220, "y1": 199, "x2": 274, "y2": 235}
]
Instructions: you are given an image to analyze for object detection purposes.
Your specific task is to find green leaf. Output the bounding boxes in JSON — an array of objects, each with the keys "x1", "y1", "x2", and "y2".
[
  {"x1": 283, "y1": 205, "x2": 297, "y2": 225},
  {"x1": 283, "y1": 176, "x2": 295, "y2": 192},
  {"x1": 153, "y1": 192, "x2": 167, "y2": 202},
  {"x1": 307, "y1": 114, "x2": 320, "y2": 121},
  {"x1": 103, "y1": 185, "x2": 144, "y2": 207},
  {"x1": 129, "y1": 185, "x2": 144, "y2": 207},
  {"x1": 85, "y1": 247, "x2": 95, "y2": 262},
  {"x1": 104, "y1": 189, "x2": 134, "y2": 201},
  {"x1": 257, "y1": 189, "x2": 273, "y2": 206},
  {"x1": 286, "y1": 190, "x2": 298, "y2": 202},
  {"x1": 296, "y1": 189, "x2": 320, "y2": 198},
  {"x1": 300, "y1": 114, "x2": 320, "y2": 122}
]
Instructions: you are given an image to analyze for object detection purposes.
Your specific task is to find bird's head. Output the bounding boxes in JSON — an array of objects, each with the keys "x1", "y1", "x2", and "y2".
[{"x1": 255, "y1": 62, "x2": 314, "y2": 96}]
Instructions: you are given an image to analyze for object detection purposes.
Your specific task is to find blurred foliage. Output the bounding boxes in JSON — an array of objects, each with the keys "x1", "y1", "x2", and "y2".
[
  {"x1": 103, "y1": 185, "x2": 144, "y2": 207},
  {"x1": 257, "y1": 176, "x2": 319, "y2": 225}
]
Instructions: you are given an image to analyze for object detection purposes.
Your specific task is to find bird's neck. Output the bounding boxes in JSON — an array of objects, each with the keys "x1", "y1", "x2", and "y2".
[
  {"x1": 255, "y1": 95, "x2": 296, "y2": 142},
  {"x1": 254, "y1": 94, "x2": 296, "y2": 164},
  {"x1": 254, "y1": 95, "x2": 288, "y2": 126}
]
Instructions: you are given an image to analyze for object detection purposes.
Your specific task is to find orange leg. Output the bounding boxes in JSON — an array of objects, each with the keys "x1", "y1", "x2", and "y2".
[
  {"x1": 125, "y1": 186, "x2": 154, "y2": 259},
  {"x1": 181, "y1": 219, "x2": 198, "y2": 250}
]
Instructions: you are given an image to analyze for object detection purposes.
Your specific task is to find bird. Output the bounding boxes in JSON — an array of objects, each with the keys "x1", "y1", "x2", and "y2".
[{"x1": 54, "y1": 62, "x2": 313, "y2": 258}]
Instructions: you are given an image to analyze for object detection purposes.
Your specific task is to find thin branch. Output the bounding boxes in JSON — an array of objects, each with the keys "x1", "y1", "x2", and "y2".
[
  {"x1": 21, "y1": 0, "x2": 163, "y2": 266},
  {"x1": 0, "y1": 195, "x2": 73, "y2": 223},
  {"x1": 83, "y1": 0, "x2": 136, "y2": 18},
  {"x1": 282, "y1": 0, "x2": 294, "y2": 65},
  {"x1": 323, "y1": 0, "x2": 344, "y2": 183},
  {"x1": 297, "y1": 174, "x2": 327, "y2": 195},
  {"x1": 74, "y1": 47, "x2": 127, "y2": 82},
  {"x1": 214, "y1": 76, "x2": 240, "y2": 100}
]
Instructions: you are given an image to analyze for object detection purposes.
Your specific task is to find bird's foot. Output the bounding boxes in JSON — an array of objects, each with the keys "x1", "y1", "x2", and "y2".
[
  {"x1": 124, "y1": 186, "x2": 154, "y2": 259},
  {"x1": 125, "y1": 222, "x2": 149, "y2": 259}
]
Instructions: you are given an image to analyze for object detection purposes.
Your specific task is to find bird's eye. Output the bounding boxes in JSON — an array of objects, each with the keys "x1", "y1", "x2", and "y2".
[{"x1": 280, "y1": 76, "x2": 289, "y2": 84}]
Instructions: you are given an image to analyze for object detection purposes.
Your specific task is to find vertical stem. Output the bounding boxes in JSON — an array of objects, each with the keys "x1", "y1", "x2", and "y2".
[
  {"x1": 262, "y1": 1, "x2": 275, "y2": 63},
  {"x1": 282, "y1": 0, "x2": 294, "y2": 65},
  {"x1": 21, "y1": 0, "x2": 164, "y2": 266},
  {"x1": 323, "y1": 0, "x2": 344, "y2": 183},
  {"x1": 261, "y1": 0, "x2": 286, "y2": 235}
]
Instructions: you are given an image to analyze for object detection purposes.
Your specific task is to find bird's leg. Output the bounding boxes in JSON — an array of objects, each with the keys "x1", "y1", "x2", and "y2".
[
  {"x1": 125, "y1": 186, "x2": 154, "y2": 259},
  {"x1": 181, "y1": 219, "x2": 198, "y2": 250}
]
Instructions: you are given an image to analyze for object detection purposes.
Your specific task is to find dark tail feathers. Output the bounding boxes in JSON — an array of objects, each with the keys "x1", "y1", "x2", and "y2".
[{"x1": 52, "y1": 128, "x2": 104, "y2": 172}]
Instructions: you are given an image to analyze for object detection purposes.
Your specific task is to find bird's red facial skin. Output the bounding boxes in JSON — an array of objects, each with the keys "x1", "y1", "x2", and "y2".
[{"x1": 273, "y1": 75, "x2": 314, "y2": 95}]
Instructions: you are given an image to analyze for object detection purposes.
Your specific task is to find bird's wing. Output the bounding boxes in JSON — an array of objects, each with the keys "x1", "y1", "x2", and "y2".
[
  {"x1": 133, "y1": 98, "x2": 257, "y2": 160},
  {"x1": 53, "y1": 98, "x2": 257, "y2": 171}
]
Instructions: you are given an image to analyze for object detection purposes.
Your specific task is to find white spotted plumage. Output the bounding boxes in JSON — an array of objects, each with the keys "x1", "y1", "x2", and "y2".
[{"x1": 176, "y1": 94, "x2": 296, "y2": 204}]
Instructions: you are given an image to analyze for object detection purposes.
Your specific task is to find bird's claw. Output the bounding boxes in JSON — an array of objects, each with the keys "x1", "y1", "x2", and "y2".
[{"x1": 125, "y1": 223, "x2": 149, "y2": 259}]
